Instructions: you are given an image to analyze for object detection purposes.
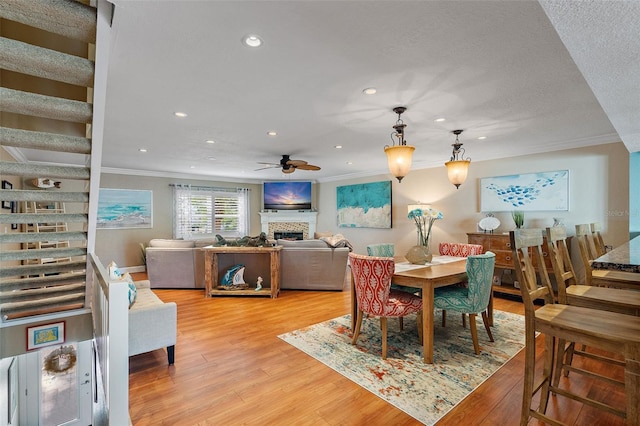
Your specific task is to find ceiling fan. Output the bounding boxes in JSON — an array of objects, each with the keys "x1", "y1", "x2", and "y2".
[{"x1": 256, "y1": 155, "x2": 321, "y2": 174}]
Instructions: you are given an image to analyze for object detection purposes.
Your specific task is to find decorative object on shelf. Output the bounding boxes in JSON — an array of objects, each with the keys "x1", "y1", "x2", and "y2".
[
  {"x1": 255, "y1": 276, "x2": 263, "y2": 291},
  {"x1": 480, "y1": 170, "x2": 569, "y2": 212},
  {"x1": 31, "y1": 178, "x2": 61, "y2": 189},
  {"x1": 552, "y1": 217, "x2": 564, "y2": 227},
  {"x1": 406, "y1": 205, "x2": 443, "y2": 264},
  {"x1": 444, "y1": 129, "x2": 471, "y2": 189},
  {"x1": 384, "y1": 106, "x2": 415, "y2": 183},
  {"x1": 478, "y1": 215, "x2": 500, "y2": 233},
  {"x1": 512, "y1": 210, "x2": 525, "y2": 229},
  {"x1": 220, "y1": 264, "x2": 249, "y2": 290}
]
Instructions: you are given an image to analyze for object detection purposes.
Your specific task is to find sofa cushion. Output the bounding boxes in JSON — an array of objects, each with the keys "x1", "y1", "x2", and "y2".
[
  {"x1": 277, "y1": 239, "x2": 328, "y2": 248},
  {"x1": 149, "y1": 239, "x2": 195, "y2": 248}
]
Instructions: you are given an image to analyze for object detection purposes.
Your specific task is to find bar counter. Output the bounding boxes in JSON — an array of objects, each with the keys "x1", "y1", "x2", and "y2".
[{"x1": 591, "y1": 235, "x2": 640, "y2": 273}]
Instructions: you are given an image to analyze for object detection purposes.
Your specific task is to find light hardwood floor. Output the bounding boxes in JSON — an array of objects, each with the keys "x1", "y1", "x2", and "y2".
[{"x1": 129, "y1": 274, "x2": 625, "y2": 425}]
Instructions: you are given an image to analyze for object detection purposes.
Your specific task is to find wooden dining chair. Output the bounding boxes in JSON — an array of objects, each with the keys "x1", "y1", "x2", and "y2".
[
  {"x1": 433, "y1": 251, "x2": 495, "y2": 355},
  {"x1": 510, "y1": 228, "x2": 640, "y2": 425},
  {"x1": 349, "y1": 253, "x2": 423, "y2": 359},
  {"x1": 590, "y1": 222, "x2": 607, "y2": 257},
  {"x1": 575, "y1": 223, "x2": 640, "y2": 289},
  {"x1": 546, "y1": 226, "x2": 640, "y2": 385}
]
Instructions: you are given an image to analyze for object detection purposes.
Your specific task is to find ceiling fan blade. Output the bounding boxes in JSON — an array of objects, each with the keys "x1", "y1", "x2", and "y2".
[
  {"x1": 254, "y1": 165, "x2": 280, "y2": 171},
  {"x1": 287, "y1": 159, "x2": 308, "y2": 166},
  {"x1": 296, "y1": 164, "x2": 321, "y2": 171}
]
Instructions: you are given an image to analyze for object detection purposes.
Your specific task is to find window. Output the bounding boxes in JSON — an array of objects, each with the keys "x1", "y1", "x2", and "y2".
[{"x1": 173, "y1": 185, "x2": 250, "y2": 239}]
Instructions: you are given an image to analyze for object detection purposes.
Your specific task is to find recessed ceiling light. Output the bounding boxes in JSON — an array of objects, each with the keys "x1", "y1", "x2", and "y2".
[
  {"x1": 206, "y1": 139, "x2": 215, "y2": 144},
  {"x1": 477, "y1": 136, "x2": 487, "y2": 140},
  {"x1": 267, "y1": 131, "x2": 277, "y2": 136},
  {"x1": 174, "y1": 112, "x2": 187, "y2": 118},
  {"x1": 362, "y1": 87, "x2": 377, "y2": 95},
  {"x1": 335, "y1": 145, "x2": 342, "y2": 149},
  {"x1": 138, "y1": 148, "x2": 147, "y2": 153},
  {"x1": 434, "y1": 118, "x2": 446, "y2": 122},
  {"x1": 347, "y1": 161, "x2": 353, "y2": 165},
  {"x1": 242, "y1": 34, "x2": 263, "y2": 48},
  {"x1": 208, "y1": 156, "x2": 216, "y2": 160},
  {"x1": 190, "y1": 165, "x2": 196, "y2": 169}
]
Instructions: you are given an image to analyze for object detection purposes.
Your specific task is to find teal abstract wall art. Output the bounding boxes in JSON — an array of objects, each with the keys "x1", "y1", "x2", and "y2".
[
  {"x1": 480, "y1": 170, "x2": 569, "y2": 212},
  {"x1": 97, "y1": 189, "x2": 153, "y2": 229},
  {"x1": 336, "y1": 181, "x2": 392, "y2": 228}
]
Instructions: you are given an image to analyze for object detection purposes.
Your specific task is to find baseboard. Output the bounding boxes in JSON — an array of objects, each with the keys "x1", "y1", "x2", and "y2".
[{"x1": 120, "y1": 265, "x2": 146, "y2": 273}]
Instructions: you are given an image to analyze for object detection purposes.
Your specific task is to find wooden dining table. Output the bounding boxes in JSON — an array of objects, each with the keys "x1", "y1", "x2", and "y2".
[{"x1": 350, "y1": 256, "x2": 470, "y2": 364}]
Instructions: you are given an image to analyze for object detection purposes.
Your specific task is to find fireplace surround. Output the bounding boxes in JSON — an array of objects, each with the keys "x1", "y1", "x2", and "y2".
[{"x1": 259, "y1": 211, "x2": 318, "y2": 240}]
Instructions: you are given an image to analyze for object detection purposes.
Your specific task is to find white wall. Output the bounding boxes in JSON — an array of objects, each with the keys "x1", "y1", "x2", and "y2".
[
  {"x1": 98, "y1": 142, "x2": 629, "y2": 268},
  {"x1": 95, "y1": 174, "x2": 262, "y2": 267},
  {"x1": 317, "y1": 142, "x2": 630, "y2": 257}
]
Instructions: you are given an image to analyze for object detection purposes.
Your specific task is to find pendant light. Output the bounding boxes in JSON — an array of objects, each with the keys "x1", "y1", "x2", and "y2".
[
  {"x1": 444, "y1": 129, "x2": 471, "y2": 189},
  {"x1": 384, "y1": 106, "x2": 415, "y2": 183}
]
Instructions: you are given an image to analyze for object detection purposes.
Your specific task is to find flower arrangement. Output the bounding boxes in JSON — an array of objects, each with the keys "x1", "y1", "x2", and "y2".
[{"x1": 408, "y1": 207, "x2": 444, "y2": 247}]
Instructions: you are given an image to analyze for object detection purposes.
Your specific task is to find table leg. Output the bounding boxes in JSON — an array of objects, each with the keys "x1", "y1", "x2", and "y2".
[
  {"x1": 204, "y1": 251, "x2": 212, "y2": 298},
  {"x1": 423, "y1": 285, "x2": 435, "y2": 363}
]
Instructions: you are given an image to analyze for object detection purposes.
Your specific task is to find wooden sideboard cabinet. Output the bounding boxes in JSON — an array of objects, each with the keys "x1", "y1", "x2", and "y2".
[{"x1": 467, "y1": 232, "x2": 571, "y2": 297}]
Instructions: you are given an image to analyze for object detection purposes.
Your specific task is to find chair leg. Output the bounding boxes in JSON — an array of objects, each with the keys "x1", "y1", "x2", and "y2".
[
  {"x1": 538, "y1": 334, "x2": 555, "y2": 415},
  {"x1": 469, "y1": 313, "x2": 480, "y2": 355},
  {"x1": 399, "y1": 317, "x2": 404, "y2": 330},
  {"x1": 481, "y1": 311, "x2": 494, "y2": 342},
  {"x1": 417, "y1": 311, "x2": 423, "y2": 344},
  {"x1": 351, "y1": 310, "x2": 364, "y2": 345},
  {"x1": 462, "y1": 313, "x2": 467, "y2": 328},
  {"x1": 442, "y1": 310, "x2": 446, "y2": 327},
  {"x1": 380, "y1": 317, "x2": 388, "y2": 359},
  {"x1": 520, "y1": 325, "x2": 537, "y2": 425}
]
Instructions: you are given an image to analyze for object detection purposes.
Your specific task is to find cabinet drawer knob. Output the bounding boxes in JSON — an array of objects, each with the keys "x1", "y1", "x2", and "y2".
[
  {"x1": 505, "y1": 242, "x2": 511, "y2": 248},
  {"x1": 505, "y1": 256, "x2": 511, "y2": 261}
]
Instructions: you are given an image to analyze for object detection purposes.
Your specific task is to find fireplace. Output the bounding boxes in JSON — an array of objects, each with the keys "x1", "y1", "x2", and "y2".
[
  {"x1": 259, "y1": 211, "x2": 318, "y2": 240},
  {"x1": 274, "y1": 231, "x2": 304, "y2": 240}
]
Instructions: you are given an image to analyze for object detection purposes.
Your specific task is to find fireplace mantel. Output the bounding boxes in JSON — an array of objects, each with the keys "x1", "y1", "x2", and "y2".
[{"x1": 259, "y1": 211, "x2": 318, "y2": 239}]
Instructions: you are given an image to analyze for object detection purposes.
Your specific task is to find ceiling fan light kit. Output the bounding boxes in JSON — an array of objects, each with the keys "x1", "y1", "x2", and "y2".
[
  {"x1": 385, "y1": 106, "x2": 415, "y2": 183},
  {"x1": 444, "y1": 129, "x2": 471, "y2": 189}
]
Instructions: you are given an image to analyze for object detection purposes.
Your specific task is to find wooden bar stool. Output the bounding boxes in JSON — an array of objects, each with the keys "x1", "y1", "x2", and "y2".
[
  {"x1": 510, "y1": 229, "x2": 640, "y2": 426},
  {"x1": 546, "y1": 226, "x2": 640, "y2": 388},
  {"x1": 575, "y1": 223, "x2": 640, "y2": 290}
]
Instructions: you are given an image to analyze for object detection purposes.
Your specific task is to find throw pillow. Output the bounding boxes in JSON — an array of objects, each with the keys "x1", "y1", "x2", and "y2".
[
  {"x1": 120, "y1": 272, "x2": 137, "y2": 308},
  {"x1": 314, "y1": 231, "x2": 333, "y2": 239}
]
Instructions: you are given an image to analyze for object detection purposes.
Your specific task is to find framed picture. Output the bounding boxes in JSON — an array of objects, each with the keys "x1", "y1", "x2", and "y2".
[
  {"x1": 11, "y1": 200, "x2": 18, "y2": 230},
  {"x1": 2, "y1": 180, "x2": 12, "y2": 209},
  {"x1": 336, "y1": 180, "x2": 392, "y2": 228},
  {"x1": 97, "y1": 188, "x2": 153, "y2": 229},
  {"x1": 480, "y1": 170, "x2": 569, "y2": 212},
  {"x1": 27, "y1": 321, "x2": 65, "y2": 351}
]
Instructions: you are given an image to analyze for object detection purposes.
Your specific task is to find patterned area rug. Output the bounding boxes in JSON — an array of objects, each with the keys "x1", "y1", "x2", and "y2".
[{"x1": 278, "y1": 310, "x2": 526, "y2": 425}]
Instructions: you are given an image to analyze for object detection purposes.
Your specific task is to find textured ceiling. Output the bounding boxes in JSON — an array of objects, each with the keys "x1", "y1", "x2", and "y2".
[{"x1": 22, "y1": 1, "x2": 639, "y2": 183}]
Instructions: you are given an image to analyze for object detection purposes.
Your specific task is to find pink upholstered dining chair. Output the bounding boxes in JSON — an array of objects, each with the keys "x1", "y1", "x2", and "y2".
[{"x1": 349, "y1": 252, "x2": 423, "y2": 359}]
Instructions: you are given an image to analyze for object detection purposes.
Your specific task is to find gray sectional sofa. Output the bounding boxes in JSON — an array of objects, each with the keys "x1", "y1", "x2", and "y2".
[{"x1": 145, "y1": 238, "x2": 350, "y2": 291}]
